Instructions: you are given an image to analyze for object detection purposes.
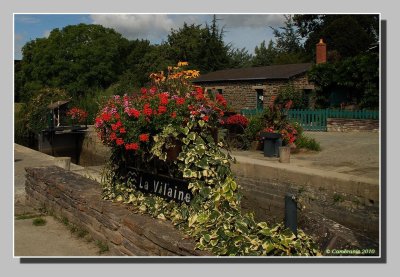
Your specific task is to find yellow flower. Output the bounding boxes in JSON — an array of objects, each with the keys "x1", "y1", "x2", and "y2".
[{"x1": 178, "y1": 61, "x2": 189, "y2": 67}]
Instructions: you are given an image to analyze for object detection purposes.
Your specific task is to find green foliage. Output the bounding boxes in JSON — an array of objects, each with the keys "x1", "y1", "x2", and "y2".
[
  {"x1": 167, "y1": 16, "x2": 230, "y2": 73},
  {"x1": 18, "y1": 24, "x2": 129, "y2": 99},
  {"x1": 96, "y1": 241, "x2": 109, "y2": 254},
  {"x1": 69, "y1": 88, "x2": 114, "y2": 124},
  {"x1": 244, "y1": 115, "x2": 264, "y2": 142},
  {"x1": 274, "y1": 83, "x2": 308, "y2": 109},
  {"x1": 17, "y1": 88, "x2": 69, "y2": 134},
  {"x1": 308, "y1": 52, "x2": 379, "y2": 109},
  {"x1": 252, "y1": 40, "x2": 277, "y2": 66},
  {"x1": 294, "y1": 135, "x2": 321, "y2": 151},
  {"x1": 228, "y1": 48, "x2": 253, "y2": 68},
  {"x1": 293, "y1": 14, "x2": 379, "y2": 60},
  {"x1": 101, "y1": 118, "x2": 320, "y2": 256}
]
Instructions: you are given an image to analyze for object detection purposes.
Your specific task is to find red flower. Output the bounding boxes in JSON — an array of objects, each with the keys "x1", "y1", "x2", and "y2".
[
  {"x1": 110, "y1": 132, "x2": 117, "y2": 141},
  {"x1": 101, "y1": 112, "x2": 112, "y2": 122},
  {"x1": 216, "y1": 93, "x2": 227, "y2": 107},
  {"x1": 176, "y1": 97, "x2": 185, "y2": 105},
  {"x1": 141, "y1": 87, "x2": 147, "y2": 95},
  {"x1": 285, "y1": 100, "x2": 293, "y2": 110},
  {"x1": 149, "y1": 86, "x2": 157, "y2": 94},
  {"x1": 129, "y1": 108, "x2": 140, "y2": 118},
  {"x1": 143, "y1": 103, "x2": 153, "y2": 116},
  {"x1": 125, "y1": 143, "x2": 139, "y2": 151},
  {"x1": 158, "y1": 105, "x2": 167, "y2": 114},
  {"x1": 114, "y1": 113, "x2": 120, "y2": 120},
  {"x1": 119, "y1": 127, "x2": 126, "y2": 134},
  {"x1": 171, "y1": 112, "x2": 177, "y2": 118},
  {"x1": 203, "y1": 115, "x2": 209, "y2": 122},
  {"x1": 112, "y1": 121, "x2": 122, "y2": 131},
  {"x1": 159, "y1": 93, "x2": 169, "y2": 105},
  {"x1": 116, "y1": 138, "x2": 124, "y2": 145},
  {"x1": 139, "y1": 133, "x2": 149, "y2": 142},
  {"x1": 226, "y1": 114, "x2": 249, "y2": 127}
]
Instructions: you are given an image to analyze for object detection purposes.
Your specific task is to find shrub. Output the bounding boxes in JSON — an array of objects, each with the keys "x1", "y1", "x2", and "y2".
[
  {"x1": 295, "y1": 135, "x2": 321, "y2": 151},
  {"x1": 244, "y1": 115, "x2": 264, "y2": 142},
  {"x1": 17, "y1": 88, "x2": 69, "y2": 134},
  {"x1": 274, "y1": 83, "x2": 308, "y2": 109}
]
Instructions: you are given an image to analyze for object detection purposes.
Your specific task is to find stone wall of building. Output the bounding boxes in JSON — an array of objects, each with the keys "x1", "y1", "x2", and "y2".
[
  {"x1": 199, "y1": 73, "x2": 314, "y2": 112},
  {"x1": 25, "y1": 166, "x2": 210, "y2": 256},
  {"x1": 327, "y1": 118, "x2": 379, "y2": 132}
]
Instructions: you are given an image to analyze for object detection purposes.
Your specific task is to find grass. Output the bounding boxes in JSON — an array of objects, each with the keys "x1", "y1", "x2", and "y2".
[
  {"x1": 54, "y1": 215, "x2": 108, "y2": 253},
  {"x1": 32, "y1": 217, "x2": 47, "y2": 226},
  {"x1": 15, "y1": 213, "x2": 43, "y2": 220},
  {"x1": 96, "y1": 240, "x2": 109, "y2": 254}
]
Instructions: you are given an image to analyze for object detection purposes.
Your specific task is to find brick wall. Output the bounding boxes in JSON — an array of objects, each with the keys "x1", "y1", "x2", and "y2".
[
  {"x1": 25, "y1": 166, "x2": 209, "y2": 256},
  {"x1": 327, "y1": 118, "x2": 379, "y2": 132}
]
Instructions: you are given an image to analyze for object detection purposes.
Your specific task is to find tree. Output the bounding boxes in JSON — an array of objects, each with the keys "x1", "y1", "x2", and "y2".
[
  {"x1": 269, "y1": 15, "x2": 308, "y2": 64},
  {"x1": 228, "y1": 47, "x2": 253, "y2": 68},
  {"x1": 253, "y1": 15, "x2": 308, "y2": 67},
  {"x1": 308, "y1": 52, "x2": 379, "y2": 109},
  {"x1": 293, "y1": 14, "x2": 379, "y2": 60},
  {"x1": 252, "y1": 40, "x2": 277, "y2": 66},
  {"x1": 18, "y1": 24, "x2": 129, "y2": 101},
  {"x1": 271, "y1": 15, "x2": 303, "y2": 54},
  {"x1": 167, "y1": 15, "x2": 230, "y2": 73}
]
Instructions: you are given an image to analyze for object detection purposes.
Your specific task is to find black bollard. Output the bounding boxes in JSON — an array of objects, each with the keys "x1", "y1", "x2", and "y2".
[{"x1": 284, "y1": 193, "x2": 297, "y2": 235}]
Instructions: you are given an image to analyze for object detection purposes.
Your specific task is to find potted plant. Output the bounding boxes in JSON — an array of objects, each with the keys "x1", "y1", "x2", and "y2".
[{"x1": 66, "y1": 107, "x2": 88, "y2": 130}]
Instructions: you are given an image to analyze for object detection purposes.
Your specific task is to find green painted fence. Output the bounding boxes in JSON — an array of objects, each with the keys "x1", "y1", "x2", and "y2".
[{"x1": 240, "y1": 109, "x2": 379, "y2": 131}]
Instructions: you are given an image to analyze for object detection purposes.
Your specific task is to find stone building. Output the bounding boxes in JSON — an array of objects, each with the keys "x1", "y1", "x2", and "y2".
[
  {"x1": 192, "y1": 39, "x2": 327, "y2": 112},
  {"x1": 192, "y1": 63, "x2": 315, "y2": 112}
]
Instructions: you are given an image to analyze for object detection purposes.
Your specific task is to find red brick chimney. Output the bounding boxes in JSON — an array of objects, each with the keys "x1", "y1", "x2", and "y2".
[{"x1": 316, "y1": 38, "x2": 327, "y2": 64}]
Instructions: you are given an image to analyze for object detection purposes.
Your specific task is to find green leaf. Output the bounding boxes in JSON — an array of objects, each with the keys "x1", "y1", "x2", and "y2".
[
  {"x1": 188, "y1": 214, "x2": 198, "y2": 227},
  {"x1": 187, "y1": 132, "x2": 196, "y2": 141},
  {"x1": 198, "y1": 120, "x2": 205, "y2": 127}
]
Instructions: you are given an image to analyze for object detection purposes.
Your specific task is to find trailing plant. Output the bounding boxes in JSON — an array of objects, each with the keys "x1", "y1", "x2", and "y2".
[{"x1": 98, "y1": 63, "x2": 320, "y2": 256}]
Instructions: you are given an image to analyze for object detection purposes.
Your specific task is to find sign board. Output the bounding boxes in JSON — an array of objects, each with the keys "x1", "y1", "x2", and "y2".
[{"x1": 127, "y1": 167, "x2": 192, "y2": 204}]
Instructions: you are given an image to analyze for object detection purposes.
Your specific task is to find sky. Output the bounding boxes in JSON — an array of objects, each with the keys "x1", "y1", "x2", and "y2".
[{"x1": 14, "y1": 13, "x2": 287, "y2": 60}]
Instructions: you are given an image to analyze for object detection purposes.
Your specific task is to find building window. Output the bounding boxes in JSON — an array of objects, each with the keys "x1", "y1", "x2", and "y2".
[
  {"x1": 256, "y1": 89, "x2": 264, "y2": 110},
  {"x1": 217, "y1": 88, "x2": 223, "y2": 95}
]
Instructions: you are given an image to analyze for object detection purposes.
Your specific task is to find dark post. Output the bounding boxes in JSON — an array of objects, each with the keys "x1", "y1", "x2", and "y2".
[{"x1": 284, "y1": 193, "x2": 297, "y2": 235}]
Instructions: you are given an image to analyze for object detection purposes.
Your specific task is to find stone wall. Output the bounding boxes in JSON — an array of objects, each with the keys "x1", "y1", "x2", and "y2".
[
  {"x1": 327, "y1": 118, "x2": 379, "y2": 132},
  {"x1": 199, "y1": 73, "x2": 315, "y2": 112},
  {"x1": 233, "y1": 158, "x2": 379, "y2": 241},
  {"x1": 79, "y1": 126, "x2": 111, "y2": 166},
  {"x1": 25, "y1": 166, "x2": 209, "y2": 256}
]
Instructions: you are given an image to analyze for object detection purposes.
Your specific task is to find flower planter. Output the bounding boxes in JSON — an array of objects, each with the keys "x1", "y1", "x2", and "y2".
[
  {"x1": 261, "y1": 132, "x2": 282, "y2": 157},
  {"x1": 260, "y1": 132, "x2": 281, "y2": 139}
]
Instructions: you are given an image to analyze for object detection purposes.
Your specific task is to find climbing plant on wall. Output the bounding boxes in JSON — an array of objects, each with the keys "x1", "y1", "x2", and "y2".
[{"x1": 96, "y1": 62, "x2": 319, "y2": 256}]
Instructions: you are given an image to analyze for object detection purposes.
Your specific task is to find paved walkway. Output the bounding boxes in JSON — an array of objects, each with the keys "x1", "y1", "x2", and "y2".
[
  {"x1": 14, "y1": 144, "x2": 104, "y2": 256},
  {"x1": 232, "y1": 131, "x2": 379, "y2": 181}
]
